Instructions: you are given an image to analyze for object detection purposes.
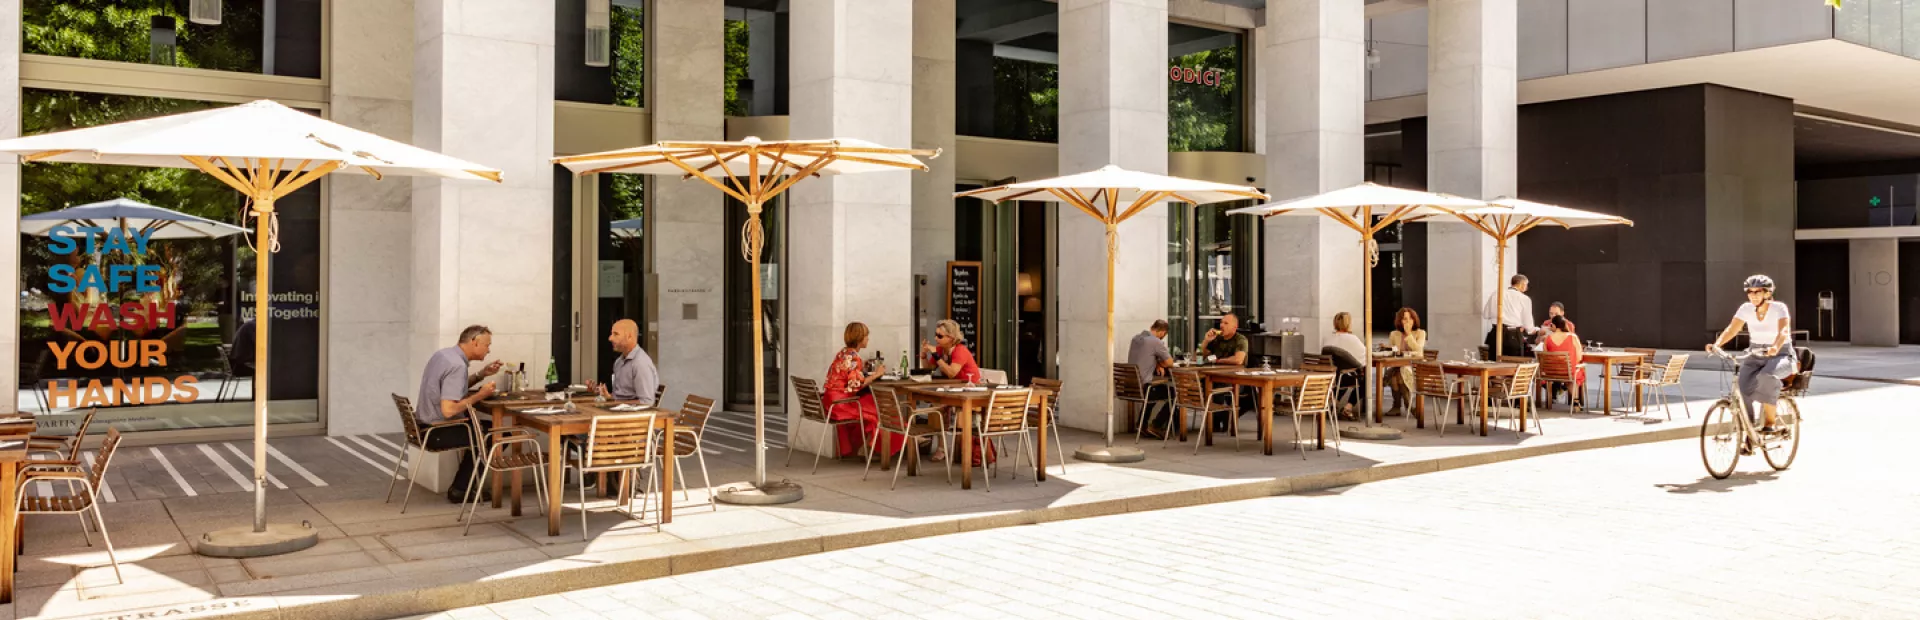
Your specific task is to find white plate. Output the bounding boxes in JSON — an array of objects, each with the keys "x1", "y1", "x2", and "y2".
[
  {"x1": 519, "y1": 407, "x2": 566, "y2": 415},
  {"x1": 608, "y1": 404, "x2": 651, "y2": 412}
]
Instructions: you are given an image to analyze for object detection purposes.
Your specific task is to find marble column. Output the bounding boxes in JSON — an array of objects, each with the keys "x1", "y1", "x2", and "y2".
[
  {"x1": 411, "y1": 0, "x2": 556, "y2": 383},
  {"x1": 1426, "y1": 0, "x2": 1517, "y2": 354},
  {"x1": 649, "y1": 0, "x2": 726, "y2": 405},
  {"x1": 787, "y1": 0, "x2": 914, "y2": 455},
  {"x1": 1850, "y1": 239, "x2": 1898, "y2": 347},
  {"x1": 326, "y1": 0, "x2": 415, "y2": 435},
  {"x1": 913, "y1": 0, "x2": 958, "y2": 342},
  {"x1": 0, "y1": 0, "x2": 19, "y2": 414},
  {"x1": 1264, "y1": 0, "x2": 1365, "y2": 354},
  {"x1": 1055, "y1": 0, "x2": 1168, "y2": 432}
]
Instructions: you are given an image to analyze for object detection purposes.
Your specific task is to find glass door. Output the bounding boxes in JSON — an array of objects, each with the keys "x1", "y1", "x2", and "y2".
[
  {"x1": 725, "y1": 195, "x2": 785, "y2": 411},
  {"x1": 551, "y1": 170, "x2": 648, "y2": 386}
]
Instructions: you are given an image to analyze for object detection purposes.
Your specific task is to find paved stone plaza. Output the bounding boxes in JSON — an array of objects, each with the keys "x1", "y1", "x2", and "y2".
[{"x1": 413, "y1": 374, "x2": 1920, "y2": 620}]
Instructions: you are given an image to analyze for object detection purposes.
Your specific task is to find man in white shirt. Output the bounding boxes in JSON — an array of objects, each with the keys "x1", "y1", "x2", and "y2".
[{"x1": 1483, "y1": 274, "x2": 1538, "y2": 358}]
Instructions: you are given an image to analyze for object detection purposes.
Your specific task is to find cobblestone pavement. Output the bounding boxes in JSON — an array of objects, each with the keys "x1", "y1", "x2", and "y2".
[{"x1": 406, "y1": 379, "x2": 1918, "y2": 619}]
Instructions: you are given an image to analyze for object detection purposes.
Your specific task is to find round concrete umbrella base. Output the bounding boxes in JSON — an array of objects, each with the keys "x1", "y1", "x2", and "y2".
[
  {"x1": 1339, "y1": 425, "x2": 1403, "y2": 440},
  {"x1": 715, "y1": 480, "x2": 805, "y2": 505},
  {"x1": 195, "y1": 523, "x2": 320, "y2": 558},
  {"x1": 1073, "y1": 445, "x2": 1146, "y2": 463}
]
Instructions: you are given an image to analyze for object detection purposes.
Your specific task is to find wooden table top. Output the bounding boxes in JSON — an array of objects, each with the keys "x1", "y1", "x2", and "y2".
[
  {"x1": 480, "y1": 391, "x2": 603, "y2": 408},
  {"x1": 1582, "y1": 351, "x2": 1647, "y2": 363},
  {"x1": 1369, "y1": 354, "x2": 1426, "y2": 368},
  {"x1": 1197, "y1": 368, "x2": 1314, "y2": 386},
  {"x1": 1438, "y1": 361, "x2": 1520, "y2": 375},
  {"x1": 0, "y1": 412, "x2": 35, "y2": 437},
  {"x1": 504, "y1": 402, "x2": 664, "y2": 432}
]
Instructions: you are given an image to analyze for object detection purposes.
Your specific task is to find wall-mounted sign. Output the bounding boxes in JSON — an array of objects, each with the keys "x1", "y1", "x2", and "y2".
[
  {"x1": 946, "y1": 261, "x2": 981, "y2": 347},
  {"x1": 1169, "y1": 66, "x2": 1227, "y2": 87},
  {"x1": 41, "y1": 225, "x2": 200, "y2": 408}
]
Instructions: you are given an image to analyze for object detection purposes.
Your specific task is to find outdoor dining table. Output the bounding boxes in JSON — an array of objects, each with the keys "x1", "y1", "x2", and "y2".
[
  {"x1": 478, "y1": 392, "x2": 604, "y2": 515},
  {"x1": 1438, "y1": 361, "x2": 1522, "y2": 436},
  {"x1": 888, "y1": 382, "x2": 1050, "y2": 490},
  {"x1": 1582, "y1": 350, "x2": 1648, "y2": 415},
  {"x1": 1370, "y1": 354, "x2": 1427, "y2": 424},
  {"x1": 492, "y1": 402, "x2": 676, "y2": 537},
  {"x1": 1198, "y1": 367, "x2": 1316, "y2": 454},
  {"x1": 0, "y1": 412, "x2": 36, "y2": 603}
]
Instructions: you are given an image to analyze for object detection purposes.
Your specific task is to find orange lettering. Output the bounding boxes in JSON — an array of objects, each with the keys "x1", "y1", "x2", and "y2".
[
  {"x1": 76, "y1": 341, "x2": 107, "y2": 369},
  {"x1": 114, "y1": 378, "x2": 141, "y2": 405},
  {"x1": 79, "y1": 380, "x2": 108, "y2": 408},
  {"x1": 47, "y1": 380, "x2": 77, "y2": 408},
  {"x1": 144, "y1": 377, "x2": 171, "y2": 403},
  {"x1": 174, "y1": 376, "x2": 200, "y2": 403},
  {"x1": 47, "y1": 340, "x2": 77, "y2": 370},
  {"x1": 140, "y1": 340, "x2": 168, "y2": 367}
]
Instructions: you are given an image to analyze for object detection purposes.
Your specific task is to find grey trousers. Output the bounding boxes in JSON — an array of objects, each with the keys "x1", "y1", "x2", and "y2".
[{"x1": 1737, "y1": 344, "x2": 1796, "y2": 414}]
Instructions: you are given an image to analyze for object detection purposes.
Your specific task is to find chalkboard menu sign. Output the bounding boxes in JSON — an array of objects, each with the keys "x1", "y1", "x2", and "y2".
[{"x1": 946, "y1": 261, "x2": 981, "y2": 346}]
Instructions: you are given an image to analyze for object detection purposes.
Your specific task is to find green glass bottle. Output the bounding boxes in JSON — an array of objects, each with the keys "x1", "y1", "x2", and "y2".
[{"x1": 546, "y1": 356, "x2": 558, "y2": 384}]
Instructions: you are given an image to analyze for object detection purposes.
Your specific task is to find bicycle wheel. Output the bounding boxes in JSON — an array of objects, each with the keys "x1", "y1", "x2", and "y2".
[
  {"x1": 1700, "y1": 400, "x2": 1740, "y2": 479},
  {"x1": 1763, "y1": 398, "x2": 1802, "y2": 471}
]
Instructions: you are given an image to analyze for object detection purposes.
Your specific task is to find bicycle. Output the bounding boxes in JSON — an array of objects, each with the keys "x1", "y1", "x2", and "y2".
[{"x1": 1698, "y1": 345, "x2": 1802, "y2": 479}]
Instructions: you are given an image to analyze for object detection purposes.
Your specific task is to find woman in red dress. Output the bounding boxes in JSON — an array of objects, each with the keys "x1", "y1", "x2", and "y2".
[
  {"x1": 920, "y1": 320, "x2": 982, "y2": 383},
  {"x1": 823, "y1": 322, "x2": 896, "y2": 458}
]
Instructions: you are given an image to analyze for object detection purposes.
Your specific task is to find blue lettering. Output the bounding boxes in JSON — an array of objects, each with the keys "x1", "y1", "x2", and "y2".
[
  {"x1": 72, "y1": 227, "x2": 105, "y2": 254},
  {"x1": 76, "y1": 266, "x2": 105, "y2": 291},
  {"x1": 128, "y1": 228, "x2": 155, "y2": 255},
  {"x1": 133, "y1": 266, "x2": 162, "y2": 292},
  {"x1": 48, "y1": 265, "x2": 75, "y2": 293},
  {"x1": 47, "y1": 226, "x2": 78, "y2": 255}
]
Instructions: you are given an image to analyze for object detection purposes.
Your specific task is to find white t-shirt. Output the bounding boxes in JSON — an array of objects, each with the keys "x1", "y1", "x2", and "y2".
[
  {"x1": 1324, "y1": 331, "x2": 1368, "y2": 363},
  {"x1": 1736, "y1": 301, "x2": 1791, "y2": 347}
]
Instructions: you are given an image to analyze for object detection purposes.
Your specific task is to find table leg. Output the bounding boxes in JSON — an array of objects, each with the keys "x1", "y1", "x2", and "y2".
[
  {"x1": 1372, "y1": 369, "x2": 1385, "y2": 424},
  {"x1": 1415, "y1": 389, "x2": 1427, "y2": 429},
  {"x1": 1315, "y1": 387, "x2": 1326, "y2": 449},
  {"x1": 1602, "y1": 362, "x2": 1614, "y2": 415},
  {"x1": 1035, "y1": 393, "x2": 1050, "y2": 482},
  {"x1": 1479, "y1": 374, "x2": 1491, "y2": 436},
  {"x1": 960, "y1": 403, "x2": 975, "y2": 490},
  {"x1": 545, "y1": 430, "x2": 564, "y2": 537},
  {"x1": 1261, "y1": 384, "x2": 1275, "y2": 455},
  {"x1": 660, "y1": 421, "x2": 675, "y2": 524},
  {"x1": 1, "y1": 462, "x2": 15, "y2": 603}
]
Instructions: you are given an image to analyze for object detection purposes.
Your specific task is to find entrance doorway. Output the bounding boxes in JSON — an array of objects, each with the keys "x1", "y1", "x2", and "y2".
[
  {"x1": 550, "y1": 168, "x2": 649, "y2": 386},
  {"x1": 724, "y1": 195, "x2": 786, "y2": 411},
  {"x1": 957, "y1": 186, "x2": 1053, "y2": 384}
]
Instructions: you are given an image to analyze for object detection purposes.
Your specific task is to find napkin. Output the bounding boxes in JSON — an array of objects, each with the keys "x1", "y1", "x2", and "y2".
[
  {"x1": 608, "y1": 404, "x2": 651, "y2": 412},
  {"x1": 0, "y1": 416, "x2": 27, "y2": 424},
  {"x1": 519, "y1": 407, "x2": 567, "y2": 415}
]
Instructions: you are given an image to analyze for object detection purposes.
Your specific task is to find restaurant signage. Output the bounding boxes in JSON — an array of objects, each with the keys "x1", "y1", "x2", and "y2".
[
  {"x1": 946, "y1": 261, "x2": 981, "y2": 347},
  {"x1": 41, "y1": 225, "x2": 200, "y2": 407},
  {"x1": 1169, "y1": 66, "x2": 1226, "y2": 87}
]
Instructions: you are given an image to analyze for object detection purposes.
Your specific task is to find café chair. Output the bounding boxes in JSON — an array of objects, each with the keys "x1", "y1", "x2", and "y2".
[
  {"x1": 1610, "y1": 348, "x2": 1659, "y2": 410},
  {"x1": 1489, "y1": 363, "x2": 1542, "y2": 434},
  {"x1": 980, "y1": 369, "x2": 1009, "y2": 385},
  {"x1": 1168, "y1": 369, "x2": 1237, "y2": 454},
  {"x1": 976, "y1": 388, "x2": 1037, "y2": 491},
  {"x1": 1302, "y1": 354, "x2": 1355, "y2": 416},
  {"x1": 1116, "y1": 363, "x2": 1167, "y2": 443},
  {"x1": 1029, "y1": 377, "x2": 1067, "y2": 475},
  {"x1": 563, "y1": 413, "x2": 663, "y2": 539},
  {"x1": 29, "y1": 407, "x2": 97, "y2": 461},
  {"x1": 1634, "y1": 354, "x2": 1691, "y2": 420},
  {"x1": 1413, "y1": 363, "x2": 1462, "y2": 437},
  {"x1": 1535, "y1": 351, "x2": 1585, "y2": 413},
  {"x1": 18, "y1": 427, "x2": 125, "y2": 584},
  {"x1": 667, "y1": 395, "x2": 718, "y2": 510},
  {"x1": 386, "y1": 394, "x2": 478, "y2": 514},
  {"x1": 865, "y1": 386, "x2": 950, "y2": 489},
  {"x1": 1287, "y1": 374, "x2": 1340, "y2": 459},
  {"x1": 458, "y1": 412, "x2": 550, "y2": 536},
  {"x1": 653, "y1": 383, "x2": 668, "y2": 406},
  {"x1": 786, "y1": 377, "x2": 865, "y2": 474}
]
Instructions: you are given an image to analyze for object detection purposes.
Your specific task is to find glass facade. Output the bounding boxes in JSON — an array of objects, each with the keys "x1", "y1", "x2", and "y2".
[
  {"x1": 556, "y1": 0, "x2": 645, "y2": 106},
  {"x1": 23, "y1": 0, "x2": 323, "y2": 78},
  {"x1": 1166, "y1": 201, "x2": 1260, "y2": 352},
  {"x1": 725, "y1": 2, "x2": 789, "y2": 117},
  {"x1": 1168, "y1": 23, "x2": 1246, "y2": 153},
  {"x1": 725, "y1": 195, "x2": 786, "y2": 410},
  {"x1": 16, "y1": 89, "x2": 323, "y2": 432},
  {"x1": 955, "y1": 0, "x2": 1060, "y2": 143}
]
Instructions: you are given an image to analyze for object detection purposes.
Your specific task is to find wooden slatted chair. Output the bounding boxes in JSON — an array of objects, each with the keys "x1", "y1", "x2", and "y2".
[
  {"x1": 976, "y1": 388, "x2": 1036, "y2": 491},
  {"x1": 1535, "y1": 351, "x2": 1585, "y2": 413},
  {"x1": 1413, "y1": 362, "x2": 1461, "y2": 436},
  {"x1": 19, "y1": 427, "x2": 124, "y2": 584},
  {"x1": 1609, "y1": 347, "x2": 1658, "y2": 407},
  {"x1": 385, "y1": 394, "x2": 477, "y2": 514},
  {"x1": 1302, "y1": 354, "x2": 1355, "y2": 415},
  {"x1": 865, "y1": 385, "x2": 950, "y2": 489},
  {"x1": 652, "y1": 383, "x2": 668, "y2": 406},
  {"x1": 458, "y1": 412, "x2": 551, "y2": 535},
  {"x1": 1168, "y1": 369, "x2": 1238, "y2": 454},
  {"x1": 1116, "y1": 363, "x2": 1167, "y2": 443},
  {"x1": 1287, "y1": 374, "x2": 1340, "y2": 459},
  {"x1": 1634, "y1": 354, "x2": 1691, "y2": 420},
  {"x1": 785, "y1": 377, "x2": 866, "y2": 474},
  {"x1": 667, "y1": 395, "x2": 718, "y2": 510},
  {"x1": 1490, "y1": 363, "x2": 1542, "y2": 434},
  {"x1": 28, "y1": 407, "x2": 96, "y2": 461},
  {"x1": 566, "y1": 412, "x2": 663, "y2": 540},
  {"x1": 1029, "y1": 377, "x2": 1066, "y2": 475}
]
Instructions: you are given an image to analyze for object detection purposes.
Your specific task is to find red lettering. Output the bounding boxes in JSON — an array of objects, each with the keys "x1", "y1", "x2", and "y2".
[
  {"x1": 148, "y1": 301, "x2": 178, "y2": 329},
  {"x1": 1169, "y1": 66, "x2": 1182, "y2": 81},
  {"x1": 1184, "y1": 68, "x2": 1197, "y2": 83},
  {"x1": 47, "y1": 303, "x2": 84, "y2": 331},
  {"x1": 1204, "y1": 70, "x2": 1217, "y2": 86}
]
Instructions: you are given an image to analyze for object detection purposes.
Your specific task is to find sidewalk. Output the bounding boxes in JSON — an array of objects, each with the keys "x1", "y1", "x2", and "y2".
[{"x1": 4, "y1": 367, "x2": 1880, "y2": 620}]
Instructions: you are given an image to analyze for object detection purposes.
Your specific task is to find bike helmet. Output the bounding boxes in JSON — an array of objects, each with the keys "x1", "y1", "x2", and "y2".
[{"x1": 1743, "y1": 274, "x2": 1775, "y2": 291}]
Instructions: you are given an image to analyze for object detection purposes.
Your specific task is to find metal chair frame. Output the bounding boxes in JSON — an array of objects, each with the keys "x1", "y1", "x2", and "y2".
[
  {"x1": 785, "y1": 377, "x2": 867, "y2": 474},
  {"x1": 865, "y1": 385, "x2": 951, "y2": 489},
  {"x1": 28, "y1": 407, "x2": 97, "y2": 461},
  {"x1": 18, "y1": 427, "x2": 125, "y2": 584},
  {"x1": 1167, "y1": 370, "x2": 1238, "y2": 454},
  {"x1": 457, "y1": 413, "x2": 551, "y2": 535},
  {"x1": 666, "y1": 395, "x2": 718, "y2": 510},
  {"x1": 1634, "y1": 354, "x2": 1692, "y2": 420},
  {"x1": 1287, "y1": 374, "x2": 1340, "y2": 459},
  {"x1": 1534, "y1": 351, "x2": 1585, "y2": 413},
  {"x1": 1030, "y1": 377, "x2": 1067, "y2": 476},
  {"x1": 975, "y1": 388, "x2": 1037, "y2": 491},
  {"x1": 565, "y1": 412, "x2": 663, "y2": 540},
  {"x1": 1489, "y1": 363, "x2": 1542, "y2": 434},
  {"x1": 385, "y1": 394, "x2": 479, "y2": 514},
  {"x1": 1413, "y1": 362, "x2": 1462, "y2": 437}
]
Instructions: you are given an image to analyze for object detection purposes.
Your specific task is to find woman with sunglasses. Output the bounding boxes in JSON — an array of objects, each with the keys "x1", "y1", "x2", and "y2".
[
  {"x1": 919, "y1": 319, "x2": 982, "y2": 384},
  {"x1": 1709, "y1": 275, "x2": 1795, "y2": 436}
]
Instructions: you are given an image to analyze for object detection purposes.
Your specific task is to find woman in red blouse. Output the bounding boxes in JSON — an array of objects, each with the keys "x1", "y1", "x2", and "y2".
[
  {"x1": 824, "y1": 322, "x2": 896, "y2": 458},
  {"x1": 920, "y1": 319, "x2": 982, "y2": 383}
]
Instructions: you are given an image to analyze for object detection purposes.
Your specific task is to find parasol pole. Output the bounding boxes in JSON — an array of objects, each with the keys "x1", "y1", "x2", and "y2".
[
  {"x1": 1494, "y1": 234, "x2": 1508, "y2": 359},
  {"x1": 1362, "y1": 206, "x2": 1376, "y2": 428},
  {"x1": 1103, "y1": 219, "x2": 1117, "y2": 447},
  {"x1": 249, "y1": 188, "x2": 271, "y2": 533}
]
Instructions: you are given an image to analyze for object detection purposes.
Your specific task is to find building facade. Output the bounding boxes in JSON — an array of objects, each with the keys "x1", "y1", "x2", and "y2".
[{"x1": 5, "y1": 0, "x2": 1917, "y2": 449}]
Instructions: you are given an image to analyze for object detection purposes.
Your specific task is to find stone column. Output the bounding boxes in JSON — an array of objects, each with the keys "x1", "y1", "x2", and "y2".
[
  {"x1": 787, "y1": 0, "x2": 914, "y2": 455},
  {"x1": 1425, "y1": 0, "x2": 1516, "y2": 354},
  {"x1": 1264, "y1": 0, "x2": 1365, "y2": 354},
  {"x1": 0, "y1": 0, "x2": 19, "y2": 414},
  {"x1": 411, "y1": 0, "x2": 555, "y2": 381},
  {"x1": 649, "y1": 0, "x2": 726, "y2": 405},
  {"x1": 326, "y1": 0, "x2": 414, "y2": 435},
  {"x1": 1055, "y1": 0, "x2": 1167, "y2": 432},
  {"x1": 1850, "y1": 238, "x2": 1898, "y2": 347},
  {"x1": 913, "y1": 0, "x2": 958, "y2": 343}
]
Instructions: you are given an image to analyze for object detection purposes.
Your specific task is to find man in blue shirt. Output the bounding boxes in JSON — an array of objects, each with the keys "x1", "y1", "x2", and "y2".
[
  {"x1": 416, "y1": 325, "x2": 503, "y2": 503},
  {"x1": 597, "y1": 319, "x2": 659, "y2": 405}
]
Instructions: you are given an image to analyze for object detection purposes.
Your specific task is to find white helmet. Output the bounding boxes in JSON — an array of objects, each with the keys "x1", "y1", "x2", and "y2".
[{"x1": 1743, "y1": 274, "x2": 1775, "y2": 291}]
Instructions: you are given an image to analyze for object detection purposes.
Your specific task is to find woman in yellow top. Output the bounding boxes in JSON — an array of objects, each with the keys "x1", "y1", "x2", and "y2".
[{"x1": 1385, "y1": 307, "x2": 1427, "y2": 415}]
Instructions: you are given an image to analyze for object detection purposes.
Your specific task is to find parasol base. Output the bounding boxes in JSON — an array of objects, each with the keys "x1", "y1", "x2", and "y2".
[
  {"x1": 1073, "y1": 445, "x2": 1146, "y2": 463},
  {"x1": 195, "y1": 522, "x2": 320, "y2": 558},
  {"x1": 1339, "y1": 425, "x2": 1403, "y2": 440},
  {"x1": 714, "y1": 480, "x2": 805, "y2": 505}
]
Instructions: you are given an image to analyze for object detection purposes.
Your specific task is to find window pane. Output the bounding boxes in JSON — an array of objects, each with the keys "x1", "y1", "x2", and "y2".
[
  {"x1": 24, "y1": 0, "x2": 322, "y2": 78},
  {"x1": 1169, "y1": 23, "x2": 1244, "y2": 153},
  {"x1": 956, "y1": 0, "x2": 1060, "y2": 143},
  {"x1": 556, "y1": 0, "x2": 645, "y2": 107},
  {"x1": 17, "y1": 89, "x2": 324, "y2": 431}
]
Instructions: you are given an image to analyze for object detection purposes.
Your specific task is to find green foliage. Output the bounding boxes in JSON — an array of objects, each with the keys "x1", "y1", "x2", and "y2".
[
  {"x1": 993, "y1": 57, "x2": 1060, "y2": 143},
  {"x1": 724, "y1": 19, "x2": 752, "y2": 116},
  {"x1": 612, "y1": 5, "x2": 646, "y2": 107},
  {"x1": 1168, "y1": 44, "x2": 1243, "y2": 153},
  {"x1": 23, "y1": 0, "x2": 266, "y2": 72}
]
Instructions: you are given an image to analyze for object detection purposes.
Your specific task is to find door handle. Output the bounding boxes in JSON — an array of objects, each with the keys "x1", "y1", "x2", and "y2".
[{"x1": 573, "y1": 311, "x2": 582, "y2": 342}]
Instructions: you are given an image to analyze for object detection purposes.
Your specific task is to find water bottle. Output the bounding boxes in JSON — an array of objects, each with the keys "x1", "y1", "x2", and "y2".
[
  {"x1": 546, "y1": 356, "x2": 558, "y2": 384},
  {"x1": 899, "y1": 349, "x2": 910, "y2": 375}
]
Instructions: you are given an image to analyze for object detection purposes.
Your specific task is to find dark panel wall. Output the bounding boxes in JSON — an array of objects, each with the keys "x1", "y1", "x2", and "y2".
[
  {"x1": 1904, "y1": 242, "x2": 1920, "y2": 345},
  {"x1": 1798, "y1": 174, "x2": 1920, "y2": 228},
  {"x1": 1794, "y1": 241, "x2": 1850, "y2": 342},
  {"x1": 1515, "y1": 85, "x2": 1794, "y2": 349}
]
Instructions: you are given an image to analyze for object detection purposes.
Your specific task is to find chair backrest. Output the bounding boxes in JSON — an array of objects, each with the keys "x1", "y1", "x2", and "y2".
[
  {"x1": 1111, "y1": 363, "x2": 1146, "y2": 400},
  {"x1": 653, "y1": 383, "x2": 668, "y2": 405},
  {"x1": 89, "y1": 427, "x2": 124, "y2": 492},
  {"x1": 64, "y1": 408, "x2": 99, "y2": 460},
  {"x1": 1507, "y1": 363, "x2": 1539, "y2": 395},
  {"x1": 790, "y1": 377, "x2": 829, "y2": 422},
  {"x1": 1030, "y1": 377, "x2": 1062, "y2": 414},
  {"x1": 980, "y1": 368, "x2": 1009, "y2": 385},
  {"x1": 982, "y1": 388, "x2": 1032, "y2": 433},
  {"x1": 677, "y1": 394, "x2": 717, "y2": 437},
  {"x1": 1498, "y1": 356, "x2": 1532, "y2": 363},
  {"x1": 871, "y1": 386, "x2": 912, "y2": 433},
  {"x1": 1412, "y1": 363, "x2": 1452, "y2": 399},
  {"x1": 1536, "y1": 351, "x2": 1575, "y2": 382},
  {"x1": 1423, "y1": 350, "x2": 1439, "y2": 362},
  {"x1": 1301, "y1": 354, "x2": 1335, "y2": 373},
  {"x1": 1659, "y1": 355, "x2": 1689, "y2": 383},
  {"x1": 1296, "y1": 374, "x2": 1336, "y2": 412},
  {"x1": 584, "y1": 413, "x2": 658, "y2": 469},
  {"x1": 1170, "y1": 369, "x2": 1209, "y2": 410},
  {"x1": 391, "y1": 394, "x2": 424, "y2": 446},
  {"x1": 1321, "y1": 346, "x2": 1363, "y2": 372}
]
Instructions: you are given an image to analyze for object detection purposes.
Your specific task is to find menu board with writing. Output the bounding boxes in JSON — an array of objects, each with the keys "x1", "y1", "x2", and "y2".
[{"x1": 946, "y1": 261, "x2": 981, "y2": 346}]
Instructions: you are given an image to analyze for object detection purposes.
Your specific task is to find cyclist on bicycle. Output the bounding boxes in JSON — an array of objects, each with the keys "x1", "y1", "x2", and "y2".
[{"x1": 1708, "y1": 275, "x2": 1795, "y2": 437}]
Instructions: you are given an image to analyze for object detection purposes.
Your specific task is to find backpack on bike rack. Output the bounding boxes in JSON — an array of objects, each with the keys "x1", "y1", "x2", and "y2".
[{"x1": 1781, "y1": 347, "x2": 1816, "y2": 398}]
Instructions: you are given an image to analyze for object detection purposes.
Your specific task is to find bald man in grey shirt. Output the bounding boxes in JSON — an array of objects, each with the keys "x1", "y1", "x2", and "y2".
[{"x1": 599, "y1": 319, "x2": 660, "y2": 405}]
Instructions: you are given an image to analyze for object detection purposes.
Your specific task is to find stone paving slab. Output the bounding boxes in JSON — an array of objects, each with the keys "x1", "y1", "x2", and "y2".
[{"x1": 3, "y1": 368, "x2": 1870, "y2": 620}]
